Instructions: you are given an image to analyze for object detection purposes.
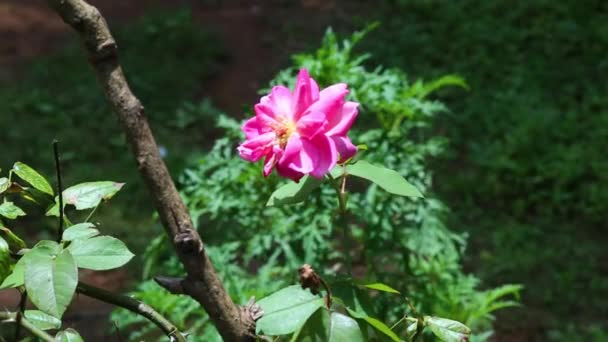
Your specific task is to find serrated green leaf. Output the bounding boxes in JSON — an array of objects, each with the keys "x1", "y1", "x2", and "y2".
[
  {"x1": 67, "y1": 236, "x2": 134, "y2": 270},
  {"x1": 0, "y1": 237, "x2": 10, "y2": 284},
  {"x1": 62, "y1": 223, "x2": 100, "y2": 242},
  {"x1": 291, "y1": 308, "x2": 365, "y2": 342},
  {"x1": 13, "y1": 162, "x2": 54, "y2": 196},
  {"x1": 55, "y1": 328, "x2": 84, "y2": 342},
  {"x1": 25, "y1": 247, "x2": 78, "y2": 318},
  {"x1": 0, "y1": 227, "x2": 27, "y2": 252},
  {"x1": 63, "y1": 181, "x2": 124, "y2": 210},
  {"x1": 361, "y1": 282, "x2": 400, "y2": 294},
  {"x1": 0, "y1": 177, "x2": 9, "y2": 194},
  {"x1": 346, "y1": 160, "x2": 423, "y2": 197},
  {"x1": 425, "y1": 316, "x2": 471, "y2": 342},
  {"x1": 256, "y1": 285, "x2": 324, "y2": 335},
  {"x1": 267, "y1": 176, "x2": 322, "y2": 206},
  {"x1": 0, "y1": 201, "x2": 26, "y2": 219},
  {"x1": 24, "y1": 310, "x2": 62, "y2": 330}
]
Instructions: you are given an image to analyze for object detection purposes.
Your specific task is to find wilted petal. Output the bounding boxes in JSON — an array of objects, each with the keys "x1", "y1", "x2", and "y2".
[
  {"x1": 296, "y1": 111, "x2": 327, "y2": 138},
  {"x1": 331, "y1": 135, "x2": 357, "y2": 162},
  {"x1": 237, "y1": 132, "x2": 275, "y2": 162},
  {"x1": 309, "y1": 134, "x2": 338, "y2": 178},
  {"x1": 292, "y1": 69, "x2": 320, "y2": 119},
  {"x1": 325, "y1": 101, "x2": 359, "y2": 136}
]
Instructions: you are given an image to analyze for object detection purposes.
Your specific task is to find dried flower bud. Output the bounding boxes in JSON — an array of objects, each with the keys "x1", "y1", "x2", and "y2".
[{"x1": 298, "y1": 264, "x2": 321, "y2": 294}]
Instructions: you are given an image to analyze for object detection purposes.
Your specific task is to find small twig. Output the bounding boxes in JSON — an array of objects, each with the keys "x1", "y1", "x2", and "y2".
[
  {"x1": 0, "y1": 311, "x2": 55, "y2": 342},
  {"x1": 76, "y1": 281, "x2": 187, "y2": 342},
  {"x1": 53, "y1": 140, "x2": 64, "y2": 241}
]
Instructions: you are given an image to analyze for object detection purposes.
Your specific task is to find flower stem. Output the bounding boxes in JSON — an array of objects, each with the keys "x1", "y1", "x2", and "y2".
[{"x1": 328, "y1": 169, "x2": 352, "y2": 275}]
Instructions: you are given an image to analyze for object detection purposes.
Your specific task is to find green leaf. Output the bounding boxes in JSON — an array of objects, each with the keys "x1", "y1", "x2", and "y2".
[
  {"x1": 406, "y1": 321, "x2": 419, "y2": 340},
  {"x1": 361, "y1": 282, "x2": 400, "y2": 294},
  {"x1": 24, "y1": 310, "x2": 62, "y2": 330},
  {"x1": 67, "y1": 236, "x2": 134, "y2": 270},
  {"x1": 62, "y1": 223, "x2": 100, "y2": 242},
  {"x1": 346, "y1": 160, "x2": 423, "y2": 197},
  {"x1": 55, "y1": 328, "x2": 84, "y2": 342},
  {"x1": 416, "y1": 74, "x2": 469, "y2": 99},
  {"x1": 329, "y1": 312, "x2": 365, "y2": 342},
  {"x1": 0, "y1": 226, "x2": 27, "y2": 252},
  {"x1": 25, "y1": 246, "x2": 78, "y2": 318},
  {"x1": 63, "y1": 181, "x2": 124, "y2": 210},
  {"x1": 12, "y1": 162, "x2": 54, "y2": 196},
  {"x1": 344, "y1": 308, "x2": 401, "y2": 342},
  {"x1": 0, "y1": 255, "x2": 25, "y2": 289},
  {"x1": 45, "y1": 196, "x2": 62, "y2": 217},
  {"x1": 256, "y1": 285, "x2": 324, "y2": 335},
  {"x1": 425, "y1": 316, "x2": 471, "y2": 342},
  {"x1": 292, "y1": 308, "x2": 365, "y2": 342},
  {"x1": 0, "y1": 201, "x2": 26, "y2": 219},
  {"x1": 267, "y1": 176, "x2": 322, "y2": 206},
  {"x1": 331, "y1": 281, "x2": 375, "y2": 318},
  {"x1": 0, "y1": 177, "x2": 9, "y2": 194},
  {"x1": 0, "y1": 237, "x2": 10, "y2": 284},
  {"x1": 359, "y1": 315, "x2": 401, "y2": 342}
]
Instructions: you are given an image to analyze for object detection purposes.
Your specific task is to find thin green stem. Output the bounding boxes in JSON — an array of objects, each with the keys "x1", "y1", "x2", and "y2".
[
  {"x1": 389, "y1": 314, "x2": 407, "y2": 330},
  {"x1": 76, "y1": 281, "x2": 187, "y2": 342},
  {"x1": 84, "y1": 203, "x2": 99, "y2": 223},
  {"x1": 327, "y1": 169, "x2": 352, "y2": 275},
  {"x1": 0, "y1": 311, "x2": 55, "y2": 342}
]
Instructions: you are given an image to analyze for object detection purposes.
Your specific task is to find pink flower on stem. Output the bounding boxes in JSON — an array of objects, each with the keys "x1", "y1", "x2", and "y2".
[{"x1": 238, "y1": 69, "x2": 359, "y2": 182}]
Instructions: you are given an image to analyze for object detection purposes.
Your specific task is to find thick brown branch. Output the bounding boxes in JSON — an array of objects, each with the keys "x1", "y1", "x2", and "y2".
[{"x1": 45, "y1": 0, "x2": 255, "y2": 339}]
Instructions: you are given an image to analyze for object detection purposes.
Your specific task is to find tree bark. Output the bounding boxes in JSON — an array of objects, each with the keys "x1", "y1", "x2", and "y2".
[{"x1": 45, "y1": 0, "x2": 255, "y2": 340}]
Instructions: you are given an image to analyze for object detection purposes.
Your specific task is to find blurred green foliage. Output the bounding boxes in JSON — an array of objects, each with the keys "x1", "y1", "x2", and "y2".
[
  {"x1": 113, "y1": 27, "x2": 520, "y2": 341},
  {"x1": 0, "y1": 9, "x2": 223, "y2": 246},
  {"x1": 363, "y1": 0, "x2": 608, "y2": 339}
]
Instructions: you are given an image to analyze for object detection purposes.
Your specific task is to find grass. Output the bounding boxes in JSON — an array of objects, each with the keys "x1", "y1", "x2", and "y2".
[
  {"x1": 359, "y1": 0, "x2": 608, "y2": 339},
  {"x1": 0, "y1": 8, "x2": 225, "y2": 253}
]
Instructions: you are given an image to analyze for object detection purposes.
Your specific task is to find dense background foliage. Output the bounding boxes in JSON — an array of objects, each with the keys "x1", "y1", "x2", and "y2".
[{"x1": 1, "y1": 1, "x2": 606, "y2": 340}]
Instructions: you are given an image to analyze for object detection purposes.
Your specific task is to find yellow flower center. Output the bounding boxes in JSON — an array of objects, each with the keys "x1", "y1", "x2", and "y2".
[{"x1": 273, "y1": 117, "x2": 296, "y2": 148}]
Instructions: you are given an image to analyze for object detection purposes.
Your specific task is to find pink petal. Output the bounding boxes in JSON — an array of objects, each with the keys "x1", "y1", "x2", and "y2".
[
  {"x1": 296, "y1": 111, "x2": 328, "y2": 138},
  {"x1": 263, "y1": 153, "x2": 277, "y2": 177},
  {"x1": 242, "y1": 117, "x2": 262, "y2": 139},
  {"x1": 237, "y1": 132, "x2": 275, "y2": 162},
  {"x1": 254, "y1": 85, "x2": 294, "y2": 125},
  {"x1": 310, "y1": 134, "x2": 338, "y2": 178},
  {"x1": 331, "y1": 135, "x2": 357, "y2": 162},
  {"x1": 292, "y1": 69, "x2": 320, "y2": 119},
  {"x1": 306, "y1": 83, "x2": 348, "y2": 118},
  {"x1": 276, "y1": 163, "x2": 305, "y2": 182},
  {"x1": 278, "y1": 135, "x2": 315, "y2": 174},
  {"x1": 325, "y1": 101, "x2": 359, "y2": 136}
]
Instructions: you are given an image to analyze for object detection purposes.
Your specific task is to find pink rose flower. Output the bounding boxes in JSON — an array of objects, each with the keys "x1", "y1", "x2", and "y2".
[{"x1": 237, "y1": 69, "x2": 359, "y2": 182}]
